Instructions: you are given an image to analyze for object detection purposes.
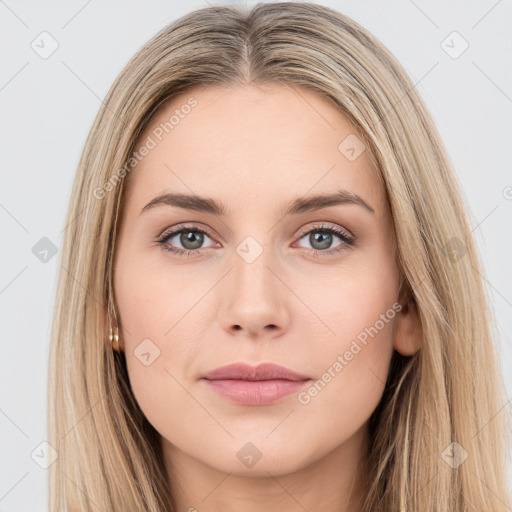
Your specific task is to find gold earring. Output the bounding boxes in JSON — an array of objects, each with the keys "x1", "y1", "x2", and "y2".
[{"x1": 109, "y1": 325, "x2": 120, "y2": 351}]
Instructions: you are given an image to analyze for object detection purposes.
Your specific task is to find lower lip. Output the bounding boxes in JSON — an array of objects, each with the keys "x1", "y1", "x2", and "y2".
[{"x1": 203, "y1": 378, "x2": 311, "y2": 405}]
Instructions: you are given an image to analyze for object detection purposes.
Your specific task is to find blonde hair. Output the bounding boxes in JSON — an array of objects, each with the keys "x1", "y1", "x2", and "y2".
[{"x1": 48, "y1": 2, "x2": 511, "y2": 510}]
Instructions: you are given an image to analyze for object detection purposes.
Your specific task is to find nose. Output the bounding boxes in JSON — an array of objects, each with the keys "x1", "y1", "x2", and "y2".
[{"x1": 218, "y1": 244, "x2": 290, "y2": 340}]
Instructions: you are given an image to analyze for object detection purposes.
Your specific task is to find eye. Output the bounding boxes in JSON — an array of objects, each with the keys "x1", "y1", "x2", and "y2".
[
  {"x1": 156, "y1": 223, "x2": 355, "y2": 258},
  {"x1": 294, "y1": 223, "x2": 355, "y2": 256},
  {"x1": 156, "y1": 225, "x2": 218, "y2": 257}
]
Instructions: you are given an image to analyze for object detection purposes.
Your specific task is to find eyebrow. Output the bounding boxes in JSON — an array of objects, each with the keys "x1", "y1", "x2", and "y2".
[{"x1": 140, "y1": 189, "x2": 375, "y2": 217}]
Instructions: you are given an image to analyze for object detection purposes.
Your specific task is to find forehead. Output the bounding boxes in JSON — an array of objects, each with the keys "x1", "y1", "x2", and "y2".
[{"x1": 124, "y1": 82, "x2": 385, "y2": 219}]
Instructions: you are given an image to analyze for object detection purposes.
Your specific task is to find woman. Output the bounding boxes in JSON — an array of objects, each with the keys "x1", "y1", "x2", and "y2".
[{"x1": 48, "y1": 2, "x2": 511, "y2": 510}]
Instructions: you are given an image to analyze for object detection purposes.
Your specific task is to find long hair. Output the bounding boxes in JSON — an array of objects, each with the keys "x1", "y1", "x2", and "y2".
[{"x1": 48, "y1": 2, "x2": 511, "y2": 510}]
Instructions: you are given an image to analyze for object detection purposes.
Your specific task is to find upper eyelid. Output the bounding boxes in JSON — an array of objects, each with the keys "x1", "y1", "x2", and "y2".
[
  {"x1": 295, "y1": 222, "x2": 353, "y2": 239},
  {"x1": 158, "y1": 223, "x2": 216, "y2": 241}
]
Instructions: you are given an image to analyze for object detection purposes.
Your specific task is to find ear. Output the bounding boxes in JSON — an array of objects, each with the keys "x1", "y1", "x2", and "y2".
[{"x1": 393, "y1": 284, "x2": 422, "y2": 356}]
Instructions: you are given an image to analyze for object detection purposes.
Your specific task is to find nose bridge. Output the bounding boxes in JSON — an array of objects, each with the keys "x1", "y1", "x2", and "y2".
[{"x1": 235, "y1": 237, "x2": 275, "y2": 297}]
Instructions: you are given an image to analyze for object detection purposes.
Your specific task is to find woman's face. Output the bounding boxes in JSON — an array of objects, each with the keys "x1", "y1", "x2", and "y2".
[{"x1": 113, "y1": 82, "x2": 420, "y2": 477}]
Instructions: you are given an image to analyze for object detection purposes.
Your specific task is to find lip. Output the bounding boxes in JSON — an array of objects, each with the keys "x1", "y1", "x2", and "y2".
[
  {"x1": 201, "y1": 362, "x2": 312, "y2": 405},
  {"x1": 202, "y1": 362, "x2": 311, "y2": 381}
]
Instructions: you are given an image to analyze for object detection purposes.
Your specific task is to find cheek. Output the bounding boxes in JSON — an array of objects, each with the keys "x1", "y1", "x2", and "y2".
[
  {"x1": 114, "y1": 245, "x2": 208, "y2": 340},
  {"x1": 294, "y1": 253, "x2": 399, "y2": 347},
  {"x1": 113, "y1": 250, "x2": 212, "y2": 424},
  {"x1": 292, "y1": 259, "x2": 398, "y2": 421}
]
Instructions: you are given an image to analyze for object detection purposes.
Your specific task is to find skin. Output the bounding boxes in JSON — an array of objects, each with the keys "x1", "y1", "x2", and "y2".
[{"x1": 113, "y1": 82, "x2": 422, "y2": 512}]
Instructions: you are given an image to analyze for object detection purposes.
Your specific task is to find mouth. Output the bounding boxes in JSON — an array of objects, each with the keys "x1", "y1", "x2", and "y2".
[{"x1": 200, "y1": 362, "x2": 312, "y2": 406}]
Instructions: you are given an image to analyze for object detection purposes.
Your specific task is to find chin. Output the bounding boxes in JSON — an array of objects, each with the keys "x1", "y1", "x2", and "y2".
[{"x1": 199, "y1": 436, "x2": 319, "y2": 477}]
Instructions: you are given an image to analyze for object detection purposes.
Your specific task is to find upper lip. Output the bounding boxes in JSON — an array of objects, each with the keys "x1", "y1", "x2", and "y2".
[{"x1": 201, "y1": 362, "x2": 311, "y2": 381}]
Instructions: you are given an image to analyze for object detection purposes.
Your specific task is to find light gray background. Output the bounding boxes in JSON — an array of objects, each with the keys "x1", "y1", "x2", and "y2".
[{"x1": 1, "y1": 0, "x2": 511, "y2": 510}]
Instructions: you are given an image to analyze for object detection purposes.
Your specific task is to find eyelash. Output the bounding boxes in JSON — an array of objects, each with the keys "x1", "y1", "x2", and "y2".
[{"x1": 155, "y1": 223, "x2": 355, "y2": 258}]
